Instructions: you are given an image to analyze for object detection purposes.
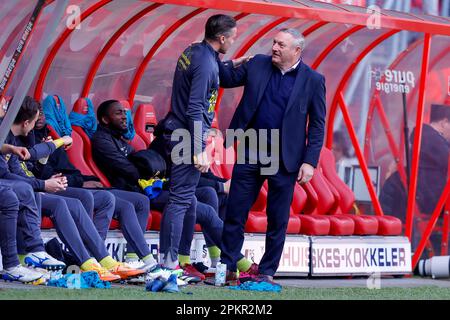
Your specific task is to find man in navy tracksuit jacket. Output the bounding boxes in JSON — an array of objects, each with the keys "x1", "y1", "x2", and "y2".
[
  {"x1": 219, "y1": 28, "x2": 326, "y2": 281},
  {"x1": 155, "y1": 14, "x2": 238, "y2": 268}
]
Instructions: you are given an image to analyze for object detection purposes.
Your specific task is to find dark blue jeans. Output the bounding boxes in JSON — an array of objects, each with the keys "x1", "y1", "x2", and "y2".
[{"x1": 221, "y1": 162, "x2": 297, "y2": 276}]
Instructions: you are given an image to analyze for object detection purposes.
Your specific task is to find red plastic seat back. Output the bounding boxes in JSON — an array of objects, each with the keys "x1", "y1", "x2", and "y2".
[
  {"x1": 309, "y1": 169, "x2": 336, "y2": 215},
  {"x1": 319, "y1": 148, "x2": 355, "y2": 213},
  {"x1": 66, "y1": 129, "x2": 95, "y2": 176},
  {"x1": 134, "y1": 104, "x2": 157, "y2": 147},
  {"x1": 322, "y1": 173, "x2": 343, "y2": 214},
  {"x1": 73, "y1": 98, "x2": 89, "y2": 114},
  {"x1": 301, "y1": 182, "x2": 319, "y2": 215},
  {"x1": 72, "y1": 126, "x2": 111, "y2": 187},
  {"x1": 291, "y1": 183, "x2": 308, "y2": 214}
]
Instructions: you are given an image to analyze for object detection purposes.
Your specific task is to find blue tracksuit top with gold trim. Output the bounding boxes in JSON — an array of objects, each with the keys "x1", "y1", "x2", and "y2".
[{"x1": 169, "y1": 40, "x2": 219, "y2": 154}]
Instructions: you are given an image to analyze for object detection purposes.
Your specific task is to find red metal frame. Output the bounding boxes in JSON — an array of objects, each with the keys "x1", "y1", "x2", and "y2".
[
  {"x1": 127, "y1": 11, "x2": 249, "y2": 106},
  {"x1": 397, "y1": 43, "x2": 450, "y2": 167},
  {"x1": 325, "y1": 29, "x2": 400, "y2": 149},
  {"x1": 127, "y1": 7, "x2": 207, "y2": 106},
  {"x1": 362, "y1": 40, "x2": 450, "y2": 251},
  {"x1": 364, "y1": 38, "x2": 424, "y2": 169},
  {"x1": 81, "y1": 3, "x2": 163, "y2": 98},
  {"x1": 337, "y1": 91, "x2": 384, "y2": 216},
  {"x1": 405, "y1": 33, "x2": 432, "y2": 241},
  {"x1": 412, "y1": 176, "x2": 450, "y2": 268},
  {"x1": 311, "y1": 25, "x2": 364, "y2": 70},
  {"x1": 147, "y1": 0, "x2": 450, "y2": 36},
  {"x1": 3, "y1": 0, "x2": 447, "y2": 262},
  {"x1": 443, "y1": 191, "x2": 450, "y2": 255},
  {"x1": 325, "y1": 29, "x2": 400, "y2": 217},
  {"x1": 34, "y1": 0, "x2": 112, "y2": 101}
]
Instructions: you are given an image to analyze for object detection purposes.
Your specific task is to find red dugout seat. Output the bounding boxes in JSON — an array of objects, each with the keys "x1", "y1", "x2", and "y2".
[
  {"x1": 134, "y1": 104, "x2": 157, "y2": 147},
  {"x1": 292, "y1": 183, "x2": 330, "y2": 236},
  {"x1": 41, "y1": 216, "x2": 54, "y2": 229},
  {"x1": 66, "y1": 129, "x2": 95, "y2": 176},
  {"x1": 319, "y1": 148, "x2": 402, "y2": 236},
  {"x1": 150, "y1": 210, "x2": 163, "y2": 231},
  {"x1": 300, "y1": 172, "x2": 355, "y2": 236},
  {"x1": 72, "y1": 98, "x2": 111, "y2": 187}
]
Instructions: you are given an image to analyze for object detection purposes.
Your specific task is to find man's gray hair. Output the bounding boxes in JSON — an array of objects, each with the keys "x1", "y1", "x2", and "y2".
[{"x1": 279, "y1": 28, "x2": 306, "y2": 51}]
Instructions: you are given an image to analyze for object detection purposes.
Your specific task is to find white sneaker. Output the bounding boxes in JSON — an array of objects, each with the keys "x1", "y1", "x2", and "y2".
[
  {"x1": 2, "y1": 265, "x2": 43, "y2": 283},
  {"x1": 141, "y1": 260, "x2": 158, "y2": 273},
  {"x1": 145, "y1": 267, "x2": 172, "y2": 282},
  {"x1": 24, "y1": 252, "x2": 66, "y2": 270},
  {"x1": 124, "y1": 259, "x2": 145, "y2": 269},
  {"x1": 33, "y1": 267, "x2": 52, "y2": 282}
]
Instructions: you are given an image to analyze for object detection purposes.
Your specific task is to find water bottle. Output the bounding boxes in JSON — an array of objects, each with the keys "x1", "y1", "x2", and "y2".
[{"x1": 214, "y1": 263, "x2": 226, "y2": 286}]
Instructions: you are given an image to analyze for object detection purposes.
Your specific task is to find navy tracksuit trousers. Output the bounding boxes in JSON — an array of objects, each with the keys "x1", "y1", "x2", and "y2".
[
  {"x1": 0, "y1": 179, "x2": 45, "y2": 269},
  {"x1": 57, "y1": 187, "x2": 152, "y2": 259}
]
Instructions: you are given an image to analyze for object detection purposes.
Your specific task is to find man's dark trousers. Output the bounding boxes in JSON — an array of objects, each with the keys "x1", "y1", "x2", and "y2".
[
  {"x1": 159, "y1": 131, "x2": 200, "y2": 261},
  {"x1": 221, "y1": 161, "x2": 297, "y2": 276}
]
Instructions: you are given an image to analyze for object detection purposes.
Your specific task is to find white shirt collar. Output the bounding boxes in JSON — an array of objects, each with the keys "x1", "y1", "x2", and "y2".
[{"x1": 278, "y1": 59, "x2": 301, "y2": 75}]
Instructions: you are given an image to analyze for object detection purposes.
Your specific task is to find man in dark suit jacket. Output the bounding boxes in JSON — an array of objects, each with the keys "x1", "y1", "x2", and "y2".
[{"x1": 219, "y1": 28, "x2": 326, "y2": 282}]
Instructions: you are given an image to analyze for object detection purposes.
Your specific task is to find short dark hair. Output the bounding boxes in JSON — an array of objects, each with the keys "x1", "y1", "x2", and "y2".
[
  {"x1": 430, "y1": 104, "x2": 450, "y2": 123},
  {"x1": 97, "y1": 99, "x2": 120, "y2": 125},
  {"x1": 205, "y1": 14, "x2": 236, "y2": 41},
  {"x1": 14, "y1": 96, "x2": 39, "y2": 124}
]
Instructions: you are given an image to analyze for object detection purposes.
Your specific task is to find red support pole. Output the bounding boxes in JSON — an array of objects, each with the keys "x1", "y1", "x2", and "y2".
[
  {"x1": 442, "y1": 156, "x2": 450, "y2": 256},
  {"x1": 411, "y1": 177, "x2": 450, "y2": 268},
  {"x1": 363, "y1": 38, "x2": 423, "y2": 162},
  {"x1": 405, "y1": 33, "x2": 432, "y2": 241},
  {"x1": 325, "y1": 29, "x2": 400, "y2": 149},
  {"x1": 338, "y1": 91, "x2": 385, "y2": 216},
  {"x1": 81, "y1": 3, "x2": 163, "y2": 98},
  {"x1": 127, "y1": 8, "x2": 207, "y2": 106},
  {"x1": 34, "y1": 0, "x2": 112, "y2": 101},
  {"x1": 311, "y1": 25, "x2": 364, "y2": 70},
  {"x1": 397, "y1": 43, "x2": 450, "y2": 167},
  {"x1": 145, "y1": 0, "x2": 450, "y2": 36},
  {"x1": 373, "y1": 96, "x2": 408, "y2": 185}
]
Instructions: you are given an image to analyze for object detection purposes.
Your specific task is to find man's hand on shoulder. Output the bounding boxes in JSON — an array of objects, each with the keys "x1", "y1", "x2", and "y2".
[{"x1": 232, "y1": 55, "x2": 253, "y2": 68}]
